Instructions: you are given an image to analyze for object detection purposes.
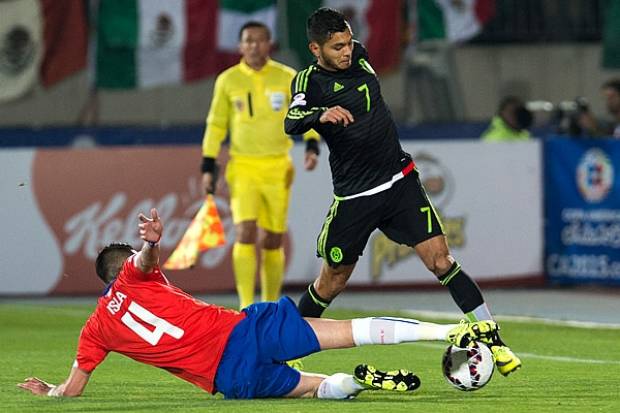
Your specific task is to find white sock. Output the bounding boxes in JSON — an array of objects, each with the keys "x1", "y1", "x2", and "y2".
[
  {"x1": 316, "y1": 373, "x2": 365, "y2": 399},
  {"x1": 468, "y1": 303, "x2": 494, "y2": 321},
  {"x1": 351, "y1": 317, "x2": 456, "y2": 346}
]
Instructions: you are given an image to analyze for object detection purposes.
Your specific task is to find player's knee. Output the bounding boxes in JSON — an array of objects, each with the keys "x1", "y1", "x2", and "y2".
[
  {"x1": 427, "y1": 254, "x2": 454, "y2": 277},
  {"x1": 260, "y1": 231, "x2": 283, "y2": 249},
  {"x1": 236, "y1": 222, "x2": 257, "y2": 243}
]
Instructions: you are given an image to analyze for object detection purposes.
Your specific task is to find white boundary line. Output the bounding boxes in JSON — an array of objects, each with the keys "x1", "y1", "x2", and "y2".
[
  {"x1": 404, "y1": 309, "x2": 620, "y2": 330},
  {"x1": 412, "y1": 342, "x2": 620, "y2": 365}
]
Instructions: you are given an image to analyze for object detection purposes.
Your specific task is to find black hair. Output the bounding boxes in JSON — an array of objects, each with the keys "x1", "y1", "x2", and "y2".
[
  {"x1": 95, "y1": 243, "x2": 134, "y2": 284},
  {"x1": 306, "y1": 7, "x2": 349, "y2": 45},
  {"x1": 238, "y1": 21, "x2": 271, "y2": 40},
  {"x1": 602, "y1": 78, "x2": 620, "y2": 94},
  {"x1": 498, "y1": 96, "x2": 524, "y2": 112}
]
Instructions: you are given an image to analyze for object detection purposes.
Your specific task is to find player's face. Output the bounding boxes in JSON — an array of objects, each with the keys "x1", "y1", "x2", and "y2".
[
  {"x1": 312, "y1": 29, "x2": 354, "y2": 71},
  {"x1": 239, "y1": 27, "x2": 271, "y2": 70}
]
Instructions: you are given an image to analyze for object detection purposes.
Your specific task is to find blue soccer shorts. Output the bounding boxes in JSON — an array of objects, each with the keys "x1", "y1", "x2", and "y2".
[{"x1": 214, "y1": 296, "x2": 321, "y2": 399}]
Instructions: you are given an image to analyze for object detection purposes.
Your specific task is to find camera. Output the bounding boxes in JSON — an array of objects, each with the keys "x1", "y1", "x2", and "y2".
[
  {"x1": 544, "y1": 96, "x2": 590, "y2": 136},
  {"x1": 553, "y1": 97, "x2": 590, "y2": 136},
  {"x1": 525, "y1": 97, "x2": 591, "y2": 136}
]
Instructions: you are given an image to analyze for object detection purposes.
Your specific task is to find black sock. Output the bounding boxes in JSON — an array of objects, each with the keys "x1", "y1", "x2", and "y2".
[
  {"x1": 298, "y1": 284, "x2": 331, "y2": 317},
  {"x1": 439, "y1": 263, "x2": 506, "y2": 346},
  {"x1": 438, "y1": 262, "x2": 484, "y2": 314}
]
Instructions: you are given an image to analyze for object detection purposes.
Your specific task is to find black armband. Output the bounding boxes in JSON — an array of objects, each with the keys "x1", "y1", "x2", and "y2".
[
  {"x1": 201, "y1": 157, "x2": 216, "y2": 173},
  {"x1": 305, "y1": 139, "x2": 320, "y2": 156}
]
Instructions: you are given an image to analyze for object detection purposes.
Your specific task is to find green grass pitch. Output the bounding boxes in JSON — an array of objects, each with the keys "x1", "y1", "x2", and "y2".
[{"x1": 1, "y1": 301, "x2": 619, "y2": 413}]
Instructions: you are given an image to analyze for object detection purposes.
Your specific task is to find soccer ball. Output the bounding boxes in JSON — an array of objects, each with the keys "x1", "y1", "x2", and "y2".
[{"x1": 442, "y1": 341, "x2": 494, "y2": 391}]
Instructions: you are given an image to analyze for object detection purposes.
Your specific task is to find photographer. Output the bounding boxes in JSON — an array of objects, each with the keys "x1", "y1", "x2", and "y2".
[
  {"x1": 481, "y1": 96, "x2": 533, "y2": 142},
  {"x1": 577, "y1": 79, "x2": 620, "y2": 138}
]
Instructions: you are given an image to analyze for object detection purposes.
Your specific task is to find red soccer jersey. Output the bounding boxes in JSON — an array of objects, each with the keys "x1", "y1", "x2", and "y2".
[{"x1": 75, "y1": 254, "x2": 246, "y2": 393}]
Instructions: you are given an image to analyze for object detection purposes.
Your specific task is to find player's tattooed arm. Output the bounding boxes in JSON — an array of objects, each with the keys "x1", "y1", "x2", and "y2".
[
  {"x1": 18, "y1": 367, "x2": 90, "y2": 397},
  {"x1": 137, "y1": 208, "x2": 163, "y2": 273}
]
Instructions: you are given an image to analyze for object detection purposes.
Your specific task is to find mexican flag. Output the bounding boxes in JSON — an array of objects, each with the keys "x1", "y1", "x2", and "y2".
[
  {"x1": 417, "y1": 0, "x2": 495, "y2": 43},
  {"x1": 96, "y1": 0, "x2": 276, "y2": 89},
  {"x1": 217, "y1": 0, "x2": 277, "y2": 52},
  {"x1": 287, "y1": 0, "x2": 403, "y2": 73},
  {"x1": 0, "y1": 0, "x2": 87, "y2": 102}
]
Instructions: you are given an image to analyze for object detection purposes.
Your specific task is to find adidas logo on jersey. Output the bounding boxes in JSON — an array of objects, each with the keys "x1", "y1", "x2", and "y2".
[{"x1": 333, "y1": 82, "x2": 344, "y2": 92}]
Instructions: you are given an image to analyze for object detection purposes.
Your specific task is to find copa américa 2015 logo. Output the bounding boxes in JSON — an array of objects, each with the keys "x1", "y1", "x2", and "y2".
[{"x1": 576, "y1": 148, "x2": 614, "y2": 203}]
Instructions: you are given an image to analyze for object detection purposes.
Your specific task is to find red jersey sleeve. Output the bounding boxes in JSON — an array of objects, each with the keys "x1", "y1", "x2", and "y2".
[
  {"x1": 75, "y1": 316, "x2": 109, "y2": 373},
  {"x1": 120, "y1": 254, "x2": 167, "y2": 284}
]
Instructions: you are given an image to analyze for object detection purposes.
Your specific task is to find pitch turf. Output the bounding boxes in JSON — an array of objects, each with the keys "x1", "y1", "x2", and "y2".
[{"x1": 2, "y1": 301, "x2": 619, "y2": 412}]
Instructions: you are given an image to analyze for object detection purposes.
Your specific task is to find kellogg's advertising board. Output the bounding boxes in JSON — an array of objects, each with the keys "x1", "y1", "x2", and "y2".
[
  {"x1": 545, "y1": 137, "x2": 620, "y2": 285},
  {"x1": 1, "y1": 140, "x2": 543, "y2": 296}
]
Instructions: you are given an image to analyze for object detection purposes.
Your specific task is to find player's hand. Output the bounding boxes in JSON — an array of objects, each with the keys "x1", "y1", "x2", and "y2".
[
  {"x1": 17, "y1": 377, "x2": 54, "y2": 396},
  {"x1": 304, "y1": 151, "x2": 318, "y2": 171},
  {"x1": 138, "y1": 208, "x2": 163, "y2": 243},
  {"x1": 320, "y1": 106, "x2": 354, "y2": 127},
  {"x1": 202, "y1": 172, "x2": 215, "y2": 195}
]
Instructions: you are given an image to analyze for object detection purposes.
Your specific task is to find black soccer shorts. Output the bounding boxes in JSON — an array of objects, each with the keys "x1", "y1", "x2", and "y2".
[{"x1": 316, "y1": 170, "x2": 444, "y2": 267}]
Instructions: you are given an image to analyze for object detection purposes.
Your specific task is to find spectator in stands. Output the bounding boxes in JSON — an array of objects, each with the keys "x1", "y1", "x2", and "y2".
[
  {"x1": 201, "y1": 22, "x2": 320, "y2": 310},
  {"x1": 481, "y1": 96, "x2": 533, "y2": 141},
  {"x1": 577, "y1": 78, "x2": 620, "y2": 138}
]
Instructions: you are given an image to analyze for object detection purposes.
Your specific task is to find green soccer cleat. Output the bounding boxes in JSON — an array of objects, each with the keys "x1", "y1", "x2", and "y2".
[
  {"x1": 447, "y1": 320, "x2": 499, "y2": 348},
  {"x1": 490, "y1": 345, "x2": 522, "y2": 376},
  {"x1": 286, "y1": 358, "x2": 304, "y2": 371},
  {"x1": 354, "y1": 364, "x2": 421, "y2": 392}
]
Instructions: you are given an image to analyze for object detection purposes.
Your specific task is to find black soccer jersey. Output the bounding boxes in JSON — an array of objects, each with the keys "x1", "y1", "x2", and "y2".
[{"x1": 285, "y1": 41, "x2": 406, "y2": 197}]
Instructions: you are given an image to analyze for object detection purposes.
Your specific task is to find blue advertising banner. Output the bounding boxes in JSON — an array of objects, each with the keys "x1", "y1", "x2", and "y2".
[{"x1": 545, "y1": 136, "x2": 620, "y2": 285}]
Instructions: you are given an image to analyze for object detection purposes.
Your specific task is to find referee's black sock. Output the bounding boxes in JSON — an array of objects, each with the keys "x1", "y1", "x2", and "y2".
[
  {"x1": 438, "y1": 262, "x2": 484, "y2": 315},
  {"x1": 298, "y1": 283, "x2": 331, "y2": 318}
]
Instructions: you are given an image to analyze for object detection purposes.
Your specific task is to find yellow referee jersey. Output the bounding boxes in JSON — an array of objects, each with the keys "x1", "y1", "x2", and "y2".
[{"x1": 202, "y1": 58, "x2": 319, "y2": 159}]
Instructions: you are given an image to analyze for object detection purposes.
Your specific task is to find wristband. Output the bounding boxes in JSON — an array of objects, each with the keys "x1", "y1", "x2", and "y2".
[
  {"x1": 201, "y1": 157, "x2": 216, "y2": 173},
  {"x1": 148, "y1": 240, "x2": 159, "y2": 247},
  {"x1": 305, "y1": 138, "x2": 320, "y2": 156}
]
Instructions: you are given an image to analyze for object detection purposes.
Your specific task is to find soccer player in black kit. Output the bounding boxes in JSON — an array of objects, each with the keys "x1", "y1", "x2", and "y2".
[{"x1": 285, "y1": 7, "x2": 521, "y2": 376}]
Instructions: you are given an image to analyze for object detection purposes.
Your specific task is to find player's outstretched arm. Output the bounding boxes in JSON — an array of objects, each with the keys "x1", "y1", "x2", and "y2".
[
  {"x1": 18, "y1": 367, "x2": 91, "y2": 397},
  {"x1": 137, "y1": 208, "x2": 163, "y2": 273}
]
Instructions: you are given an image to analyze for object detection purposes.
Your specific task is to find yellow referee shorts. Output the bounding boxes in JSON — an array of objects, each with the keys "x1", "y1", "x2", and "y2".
[{"x1": 225, "y1": 155, "x2": 294, "y2": 233}]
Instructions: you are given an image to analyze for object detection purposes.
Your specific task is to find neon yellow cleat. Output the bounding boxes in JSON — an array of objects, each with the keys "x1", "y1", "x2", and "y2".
[
  {"x1": 354, "y1": 364, "x2": 420, "y2": 392},
  {"x1": 447, "y1": 320, "x2": 498, "y2": 347},
  {"x1": 491, "y1": 345, "x2": 522, "y2": 376},
  {"x1": 286, "y1": 358, "x2": 304, "y2": 371}
]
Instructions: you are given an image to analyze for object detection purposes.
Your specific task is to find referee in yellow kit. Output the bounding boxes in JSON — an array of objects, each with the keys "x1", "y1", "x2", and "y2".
[{"x1": 202, "y1": 21, "x2": 320, "y2": 309}]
